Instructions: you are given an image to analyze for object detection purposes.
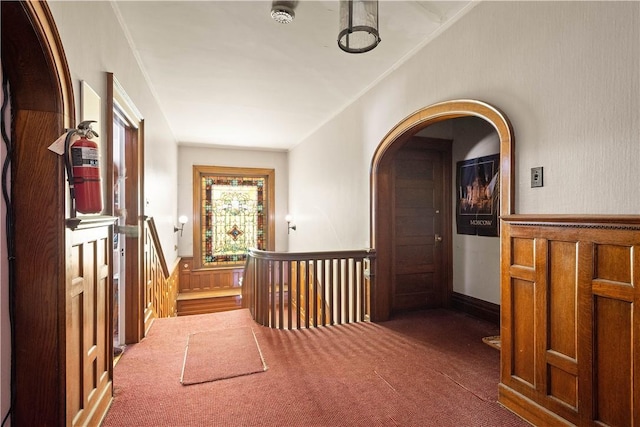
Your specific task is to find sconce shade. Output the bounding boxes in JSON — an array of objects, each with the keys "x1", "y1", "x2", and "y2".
[
  {"x1": 338, "y1": 0, "x2": 380, "y2": 53},
  {"x1": 174, "y1": 215, "x2": 188, "y2": 236}
]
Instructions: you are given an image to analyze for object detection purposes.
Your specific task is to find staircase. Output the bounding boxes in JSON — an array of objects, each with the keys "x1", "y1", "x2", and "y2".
[{"x1": 176, "y1": 257, "x2": 243, "y2": 316}]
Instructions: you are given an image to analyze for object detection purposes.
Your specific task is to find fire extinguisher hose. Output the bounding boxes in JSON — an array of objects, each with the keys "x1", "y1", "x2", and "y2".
[{"x1": 63, "y1": 129, "x2": 76, "y2": 212}]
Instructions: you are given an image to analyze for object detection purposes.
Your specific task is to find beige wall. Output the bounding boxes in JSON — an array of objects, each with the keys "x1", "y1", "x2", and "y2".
[
  {"x1": 48, "y1": 1, "x2": 180, "y2": 264},
  {"x1": 177, "y1": 145, "x2": 289, "y2": 257},
  {"x1": 451, "y1": 117, "x2": 501, "y2": 304},
  {"x1": 288, "y1": 1, "x2": 639, "y2": 254},
  {"x1": 417, "y1": 118, "x2": 501, "y2": 305}
]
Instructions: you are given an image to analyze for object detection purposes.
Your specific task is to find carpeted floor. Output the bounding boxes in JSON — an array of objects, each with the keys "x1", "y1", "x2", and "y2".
[
  {"x1": 102, "y1": 308, "x2": 530, "y2": 426},
  {"x1": 180, "y1": 327, "x2": 267, "y2": 385}
]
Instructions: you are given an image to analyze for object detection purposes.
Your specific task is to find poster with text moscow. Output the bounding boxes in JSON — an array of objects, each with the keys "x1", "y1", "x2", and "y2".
[{"x1": 456, "y1": 153, "x2": 499, "y2": 237}]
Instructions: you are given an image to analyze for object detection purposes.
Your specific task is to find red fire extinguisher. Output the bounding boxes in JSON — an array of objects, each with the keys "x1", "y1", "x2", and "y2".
[{"x1": 65, "y1": 120, "x2": 103, "y2": 214}]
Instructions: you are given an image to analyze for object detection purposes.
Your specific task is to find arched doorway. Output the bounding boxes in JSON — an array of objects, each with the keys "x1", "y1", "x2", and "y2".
[
  {"x1": 369, "y1": 100, "x2": 514, "y2": 321},
  {"x1": 2, "y1": 1, "x2": 74, "y2": 424}
]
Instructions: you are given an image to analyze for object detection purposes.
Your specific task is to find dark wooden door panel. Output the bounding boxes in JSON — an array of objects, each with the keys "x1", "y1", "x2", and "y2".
[
  {"x1": 392, "y1": 139, "x2": 449, "y2": 312},
  {"x1": 395, "y1": 244, "x2": 435, "y2": 273}
]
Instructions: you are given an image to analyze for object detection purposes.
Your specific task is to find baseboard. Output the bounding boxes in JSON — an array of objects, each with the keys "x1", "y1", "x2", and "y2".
[
  {"x1": 450, "y1": 292, "x2": 500, "y2": 325},
  {"x1": 498, "y1": 384, "x2": 573, "y2": 427}
]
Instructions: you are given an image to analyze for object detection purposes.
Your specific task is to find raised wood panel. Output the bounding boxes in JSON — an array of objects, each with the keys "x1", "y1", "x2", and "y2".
[
  {"x1": 595, "y1": 244, "x2": 631, "y2": 283},
  {"x1": 177, "y1": 294, "x2": 242, "y2": 316},
  {"x1": 548, "y1": 365, "x2": 577, "y2": 409},
  {"x1": 500, "y1": 216, "x2": 640, "y2": 427},
  {"x1": 548, "y1": 241, "x2": 577, "y2": 359},
  {"x1": 594, "y1": 297, "x2": 632, "y2": 427},
  {"x1": 511, "y1": 278, "x2": 535, "y2": 386},
  {"x1": 67, "y1": 226, "x2": 112, "y2": 427},
  {"x1": 395, "y1": 244, "x2": 435, "y2": 274},
  {"x1": 395, "y1": 209, "x2": 435, "y2": 238},
  {"x1": 179, "y1": 257, "x2": 243, "y2": 293},
  {"x1": 512, "y1": 238, "x2": 534, "y2": 267},
  {"x1": 394, "y1": 273, "x2": 434, "y2": 294}
]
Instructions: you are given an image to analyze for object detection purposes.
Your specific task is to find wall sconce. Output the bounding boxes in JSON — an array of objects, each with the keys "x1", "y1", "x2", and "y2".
[
  {"x1": 174, "y1": 215, "x2": 188, "y2": 237},
  {"x1": 285, "y1": 214, "x2": 297, "y2": 234}
]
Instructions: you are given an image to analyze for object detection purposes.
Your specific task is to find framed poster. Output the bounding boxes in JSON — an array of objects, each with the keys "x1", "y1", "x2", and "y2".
[{"x1": 456, "y1": 153, "x2": 500, "y2": 237}]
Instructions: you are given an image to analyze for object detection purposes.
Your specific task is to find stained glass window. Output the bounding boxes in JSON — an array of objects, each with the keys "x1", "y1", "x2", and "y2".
[{"x1": 194, "y1": 166, "x2": 274, "y2": 269}]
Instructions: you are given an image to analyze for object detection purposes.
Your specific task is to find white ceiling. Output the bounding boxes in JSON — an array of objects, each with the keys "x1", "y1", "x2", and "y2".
[{"x1": 112, "y1": 1, "x2": 471, "y2": 150}]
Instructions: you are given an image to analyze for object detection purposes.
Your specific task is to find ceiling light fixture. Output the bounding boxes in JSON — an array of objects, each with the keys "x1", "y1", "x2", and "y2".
[
  {"x1": 338, "y1": 0, "x2": 381, "y2": 53},
  {"x1": 271, "y1": 1, "x2": 297, "y2": 24}
]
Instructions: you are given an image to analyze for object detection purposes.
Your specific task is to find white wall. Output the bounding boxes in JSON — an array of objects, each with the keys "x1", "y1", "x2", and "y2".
[
  {"x1": 48, "y1": 1, "x2": 180, "y2": 265},
  {"x1": 451, "y1": 117, "x2": 501, "y2": 304},
  {"x1": 177, "y1": 145, "x2": 289, "y2": 256},
  {"x1": 416, "y1": 118, "x2": 501, "y2": 304},
  {"x1": 288, "y1": 1, "x2": 640, "y2": 255}
]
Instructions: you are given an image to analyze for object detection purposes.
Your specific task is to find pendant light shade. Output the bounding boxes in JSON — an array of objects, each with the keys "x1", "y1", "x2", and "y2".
[{"x1": 338, "y1": 0, "x2": 380, "y2": 53}]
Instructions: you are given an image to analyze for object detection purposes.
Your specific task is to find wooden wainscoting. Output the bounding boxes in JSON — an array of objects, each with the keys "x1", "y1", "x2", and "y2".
[
  {"x1": 177, "y1": 257, "x2": 243, "y2": 315},
  {"x1": 499, "y1": 215, "x2": 640, "y2": 427},
  {"x1": 66, "y1": 218, "x2": 116, "y2": 427}
]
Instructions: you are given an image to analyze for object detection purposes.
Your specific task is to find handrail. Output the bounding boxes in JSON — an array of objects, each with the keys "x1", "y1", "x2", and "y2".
[
  {"x1": 248, "y1": 248, "x2": 375, "y2": 261},
  {"x1": 243, "y1": 248, "x2": 376, "y2": 329},
  {"x1": 145, "y1": 217, "x2": 170, "y2": 278}
]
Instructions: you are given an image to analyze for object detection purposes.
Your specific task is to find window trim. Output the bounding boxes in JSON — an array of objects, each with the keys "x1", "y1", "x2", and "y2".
[{"x1": 192, "y1": 165, "x2": 275, "y2": 270}]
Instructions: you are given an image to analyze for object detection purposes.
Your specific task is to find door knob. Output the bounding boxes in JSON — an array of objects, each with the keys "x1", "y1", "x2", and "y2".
[{"x1": 435, "y1": 234, "x2": 443, "y2": 242}]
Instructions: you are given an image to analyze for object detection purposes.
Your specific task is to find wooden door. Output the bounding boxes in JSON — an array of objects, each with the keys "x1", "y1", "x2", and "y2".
[
  {"x1": 392, "y1": 138, "x2": 451, "y2": 311},
  {"x1": 107, "y1": 73, "x2": 145, "y2": 344}
]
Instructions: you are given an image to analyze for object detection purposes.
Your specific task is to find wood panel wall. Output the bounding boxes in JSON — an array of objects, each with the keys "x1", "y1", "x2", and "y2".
[
  {"x1": 177, "y1": 257, "x2": 243, "y2": 315},
  {"x1": 499, "y1": 215, "x2": 640, "y2": 427},
  {"x1": 66, "y1": 223, "x2": 114, "y2": 426},
  {"x1": 179, "y1": 257, "x2": 243, "y2": 293}
]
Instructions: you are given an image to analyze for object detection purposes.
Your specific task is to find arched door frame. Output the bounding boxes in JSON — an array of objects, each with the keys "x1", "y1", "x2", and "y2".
[
  {"x1": 2, "y1": 0, "x2": 75, "y2": 424},
  {"x1": 369, "y1": 99, "x2": 514, "y2": 321}
]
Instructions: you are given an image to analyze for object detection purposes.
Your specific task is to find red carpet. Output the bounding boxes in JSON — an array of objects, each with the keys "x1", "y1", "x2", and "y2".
[
  {"x1": 103, "y1": 309, "x2": 529, "y2": 426},
  {"x1": 181, "y1": 327, "x2": 266, "y2": 385}
]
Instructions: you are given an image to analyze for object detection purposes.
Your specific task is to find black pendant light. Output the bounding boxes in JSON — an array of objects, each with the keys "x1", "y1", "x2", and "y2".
[{"x1": 338, "y1": 0, "x2": 381, "y2": 53}]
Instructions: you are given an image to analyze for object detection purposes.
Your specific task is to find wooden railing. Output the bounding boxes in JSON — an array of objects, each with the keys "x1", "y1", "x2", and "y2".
[
  {"x1": 143, "y1": 217, "x2": 179, "y2": 334},
  {"x1": 243, "y1": 248, "x2": 375, "y2": 329}
]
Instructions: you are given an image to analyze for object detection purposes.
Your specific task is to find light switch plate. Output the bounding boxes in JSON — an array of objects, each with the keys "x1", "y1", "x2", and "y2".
[{"x1": 531, "y1": 167, "x2": 543, "y2": 188}]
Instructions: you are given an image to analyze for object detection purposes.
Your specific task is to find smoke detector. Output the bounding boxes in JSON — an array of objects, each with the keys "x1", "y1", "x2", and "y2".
[{"x1": 271, "y1": 1, "x2": 297, "y2": 24}]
